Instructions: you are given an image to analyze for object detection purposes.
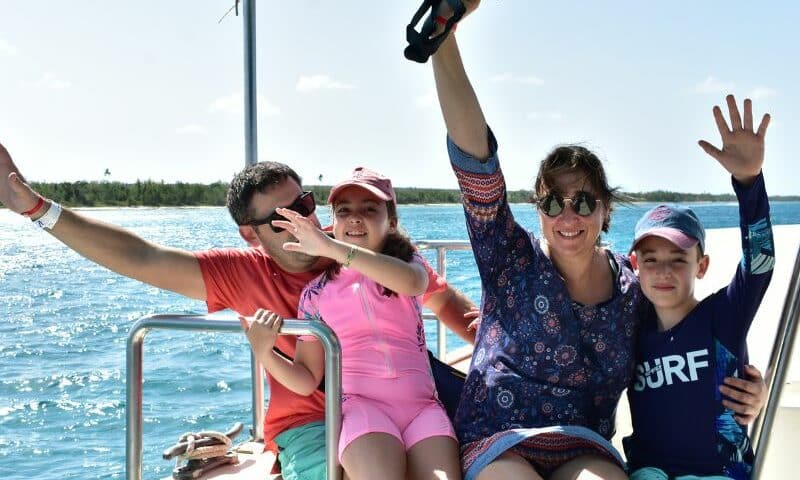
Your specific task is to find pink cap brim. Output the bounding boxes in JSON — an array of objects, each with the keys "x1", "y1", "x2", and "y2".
[
  {"x1": 632, "y1": 227, "x2": 699, "y2": 251},
  {"x1": 327, "y1": 182, "x2": 394, "y2": 204}
]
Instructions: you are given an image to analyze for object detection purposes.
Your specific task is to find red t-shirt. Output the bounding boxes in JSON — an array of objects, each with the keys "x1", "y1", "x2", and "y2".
[{"x1": 194, "y1": 246, "x2": 447, "y2": 451}]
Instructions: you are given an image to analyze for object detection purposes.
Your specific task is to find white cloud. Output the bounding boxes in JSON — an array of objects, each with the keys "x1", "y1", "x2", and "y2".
[
  {"x1": 296, "y1": 74, "x2": 355, "y2": 92},
  {"x1": 749, "y1": 86, "x2": 777, "y2": 100},
  {"x1": 176, "y1": 124, "x2": 208, "y2": 135},
  {"x1": 691, "y1": 76, "x2": 735, "y2": 95},
  {"x1": 489, "y1": 73, "x2": 544, "y2": 86},
  {"x1": 208, "y1": 92, "x2": 280, "y2": 116},
  {"x1": 528, "y1": 112, "x2": 563, "y2": 121},
  {"x1": 415, "y1": 91, "x2": 436, "y2": 108},
  {"x1": 0, "y1": 38, "x2": 18, "y2": 55},
  {"x1": 31, "y1": 72, "x2": 71, "y2": 89}
]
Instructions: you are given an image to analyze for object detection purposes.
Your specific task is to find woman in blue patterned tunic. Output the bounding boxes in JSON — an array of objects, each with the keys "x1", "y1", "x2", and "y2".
[{"x1": 426, "y1": 2, "x2": 766, "y2": 479}]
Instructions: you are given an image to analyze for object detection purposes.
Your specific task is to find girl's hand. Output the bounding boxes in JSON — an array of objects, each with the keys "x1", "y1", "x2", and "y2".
[
  {"x1": 239, "y1": 309, "x2": 283, "y2": 357},
  {"x1": 698, "y1": 94, "x2": 770, "y2": 186},
  {"x1": 272, "y1": 207, "x2": 334, "y2": 258}
]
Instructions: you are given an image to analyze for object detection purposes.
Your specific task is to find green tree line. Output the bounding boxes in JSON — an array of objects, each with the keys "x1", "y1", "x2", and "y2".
[{"x1": 0, "y1": 181, "x2": 796, "y2": 208}]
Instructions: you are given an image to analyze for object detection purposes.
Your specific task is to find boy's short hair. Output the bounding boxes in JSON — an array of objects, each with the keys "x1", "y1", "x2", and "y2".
[{"x1": 631, "y1": 204, "x2": 706, "y2": 254}]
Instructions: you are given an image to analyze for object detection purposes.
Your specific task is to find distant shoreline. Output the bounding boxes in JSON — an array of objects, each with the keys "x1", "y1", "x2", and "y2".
[{"x1": 0, "y1": 181, "x2": 796, "y2": 208}]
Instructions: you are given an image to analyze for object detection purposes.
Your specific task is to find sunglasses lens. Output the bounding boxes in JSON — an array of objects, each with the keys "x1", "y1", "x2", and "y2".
[
  {"x1": 574, "y1": 192, "x2": 597, "y2": 216},
  {"x1": 540, "y1": 194, "x2": 563, "y2": 217},
  {"x1": 268, "y1": 213, "x2": 287, "y2": 233},
  {"x1": 298, "y1": 192, "x2": 316, "y2": 216}
]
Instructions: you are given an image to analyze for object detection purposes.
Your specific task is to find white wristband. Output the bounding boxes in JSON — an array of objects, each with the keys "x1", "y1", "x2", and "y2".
[{"x1": 34, "y1": 202, "x2": 62, "y2": 230}]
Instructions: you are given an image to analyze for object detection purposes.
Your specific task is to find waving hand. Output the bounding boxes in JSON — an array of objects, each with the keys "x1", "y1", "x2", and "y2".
[{"x1": 698, "y1": 94, "x2": 770, "y2": 186}]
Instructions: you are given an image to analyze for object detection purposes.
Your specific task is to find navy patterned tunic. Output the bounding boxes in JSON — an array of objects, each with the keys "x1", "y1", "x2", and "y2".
[{"x1": 448, "y1": 131, "x2": 642, "y2": 468}]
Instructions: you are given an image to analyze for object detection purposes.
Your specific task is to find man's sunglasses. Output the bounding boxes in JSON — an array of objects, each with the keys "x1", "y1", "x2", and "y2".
[
  {"x1": 249, "y1": 191, "x2": 316, "y2": 233},
  {"x1": 535, "y1": 190, "x2": 599, "y2": 217}
]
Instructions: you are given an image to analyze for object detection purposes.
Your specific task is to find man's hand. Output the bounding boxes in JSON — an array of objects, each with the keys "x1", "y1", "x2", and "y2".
[
  {"x1": 465, "y1": 308, "x2": 481, "y2": 333},
  {"x1": 239, "y1": 309, "x2": 283, "y2": 359},
  {"x1": 0, "y1": 142, "x2": 42, "y2": 214},
  {"x1": 720, "y1": 364, "x2": 767, "y2": 425},
  {"x1": 698, "y1": 94, "x2": 770, "y2": 187}
]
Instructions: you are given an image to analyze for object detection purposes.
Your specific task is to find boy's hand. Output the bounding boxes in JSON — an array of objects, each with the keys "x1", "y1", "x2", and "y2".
[
  {"x1": 698, "y1": 94, "x2": 770, "y2": 187},
  {"x1": 720, "y1": 364, "x2": 767, "y2": 425},
  {"x1": 239, "y1": 309, "x2": 283, "y2": 358}
]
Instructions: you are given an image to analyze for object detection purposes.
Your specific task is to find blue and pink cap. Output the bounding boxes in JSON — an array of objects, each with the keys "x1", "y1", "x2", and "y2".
[{"x1": 631, "y1": 204, "x2": 706, "y2": 253}]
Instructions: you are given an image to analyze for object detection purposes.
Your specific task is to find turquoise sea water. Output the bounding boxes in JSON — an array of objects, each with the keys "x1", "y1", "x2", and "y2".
[{"x1": 2, "y1": 202, "x2": 800, "y2": 479}]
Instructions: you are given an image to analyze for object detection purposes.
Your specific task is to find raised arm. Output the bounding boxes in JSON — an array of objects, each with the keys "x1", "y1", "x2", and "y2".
[
  {"x1": 273, "y1": 207, "x2": 429, "y2": 297},
  {"x1": 699, "y1": 96, "x2": 773, "y2": 424},
  {"x1": 0, "y1": 142, "x2": 206, "y2": 300},
  {"x1": 431, "y1": 0, "x2": 490, "y2": 159}
]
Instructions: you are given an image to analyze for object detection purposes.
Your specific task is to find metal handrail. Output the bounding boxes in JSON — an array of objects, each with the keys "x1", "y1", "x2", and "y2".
[
  {"x1": 416, "y1": 240, "x2": 472, "y2": 358},
  {"x1": 125, "y1": 315, "x2": 342, "y2": 480},
  {"x1": 752, "y1": 243, "x2": 800, "y2": 478}
]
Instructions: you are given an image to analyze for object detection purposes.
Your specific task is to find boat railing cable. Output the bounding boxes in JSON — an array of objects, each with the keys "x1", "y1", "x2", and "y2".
[
  {"x1": 416, "y1": 240, "x2": 473, "y2": 359},
  {"x1": 751, "y1": 243, "x2": 800, "y2": 479},
  {"x1": 125, "y1": 315, "x2": 342, "y2": 480}
]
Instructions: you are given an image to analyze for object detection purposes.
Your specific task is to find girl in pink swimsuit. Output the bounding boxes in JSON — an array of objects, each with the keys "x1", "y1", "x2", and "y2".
[{"x1": 242, "y1": 167, "x2": 461, "y2": 480}]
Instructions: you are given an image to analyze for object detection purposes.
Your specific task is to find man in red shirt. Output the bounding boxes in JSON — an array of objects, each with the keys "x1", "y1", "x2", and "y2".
[{"x1": 0, "y1": 144, "x2": 478, "y2": 479}]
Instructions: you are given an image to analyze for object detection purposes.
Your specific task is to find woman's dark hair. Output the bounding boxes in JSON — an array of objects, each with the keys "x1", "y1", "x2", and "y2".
[
  {"x1": 326, "y1": 201, "x2": 415, "y2": 297},
  {"x1": 226, "y1": 161, "x2": 303, "y2": 225},
  {"x1": 532, "y1": 145, "x2": 622, "y2": 233}
]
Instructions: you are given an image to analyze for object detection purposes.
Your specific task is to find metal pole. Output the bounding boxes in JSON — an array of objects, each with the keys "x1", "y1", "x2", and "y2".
[
  {"x1": 751, "y1": 245, "x2": 800, "y2": 478},
  {"x1": 436, "y1": 246, "x2": 448, "y2": 359},
  {"x1": 125, "y1": 315, "x2": 341, "y2": 480},
  {"x1": 280, "y1": 322, "x2": 342, "y2": 480},
  {"x1": 243, "y1": 0, "x2": 258, "y2": 167},
  {"x1": 250, "y1": 356, "x2": 265, "y2": 441},
  {"x1": 126, "y1": 325, "x2": 147, "y2": 480}
]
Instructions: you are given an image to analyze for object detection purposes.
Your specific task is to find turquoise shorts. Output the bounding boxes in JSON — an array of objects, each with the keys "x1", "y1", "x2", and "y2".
[
  {"x1": 274, "y1": 421, "x2": 326, "y2": 480},
  {"x1": 629, "y1": 467, "x2": 733, "y2": 480}
]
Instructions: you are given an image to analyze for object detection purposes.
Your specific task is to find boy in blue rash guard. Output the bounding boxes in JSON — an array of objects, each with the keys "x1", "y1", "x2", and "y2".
[{"x1": 625, "y1": 95, "x2": 774, "y2": 480}]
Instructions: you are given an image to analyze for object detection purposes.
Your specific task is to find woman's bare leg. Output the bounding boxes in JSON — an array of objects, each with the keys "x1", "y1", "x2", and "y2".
[
  {"x1": 474, "y1": 450, "x2": 543, "y2": 480},
  {"x1": 549, "y1": 454, "x2": 628, "y2": 480}
]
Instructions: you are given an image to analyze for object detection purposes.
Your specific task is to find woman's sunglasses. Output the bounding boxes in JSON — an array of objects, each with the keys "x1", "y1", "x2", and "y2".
[
  {"x1": 536, "y1": 190, "x2": 599, "y2": 217},
  {"x1": 249, "y1": 191, "x2": 316, "y2": 233}
]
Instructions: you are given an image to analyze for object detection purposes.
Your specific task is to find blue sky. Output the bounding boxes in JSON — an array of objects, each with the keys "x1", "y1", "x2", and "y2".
[{"x1": 0, "y1": 1, "x2": 797, "y2": 195}]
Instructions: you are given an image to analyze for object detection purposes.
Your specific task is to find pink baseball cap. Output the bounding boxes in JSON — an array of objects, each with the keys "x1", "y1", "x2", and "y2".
[{"x1": 327, "y1": 167, "x2": 397, "y2": 205}]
